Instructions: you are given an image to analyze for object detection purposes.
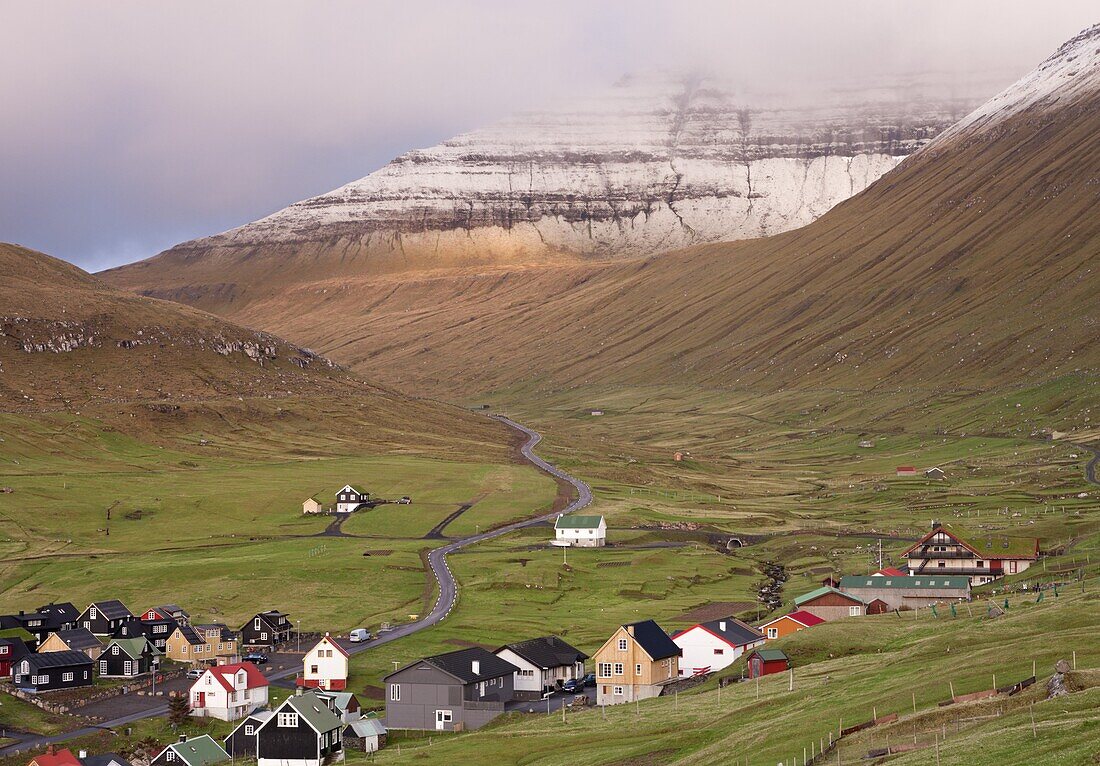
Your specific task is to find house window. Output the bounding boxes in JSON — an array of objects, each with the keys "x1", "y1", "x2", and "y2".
[
  {"x1": 124, "y1": 660, "x2": 133, "y2": 675},
  {"x1": 311, "y1": 665, "x2": 319, "y2": 674},
  {"x1": 84, "y1": 670, "x2": 89, "y2": 679},
  {"x1": 635, "y1": 663, "x2": 643, "y2": 675},
  {"x1": 713, "y1": 649, "x2": 724, "y2": 655},
  {"x1": 90, "y1": 607, "x2": 98, "y2": 619},
  {"x1": 767, "y1": 628, "x2": 778, "y2": 639},
  {"x1": 598, "y1": 663, "x2": 612, "y2": 678},
  {"x1": 278, "y1": 712, "x2": 299, "y2": 727},
  {"x1": 613, "y1": 663, "x2": 624, "y2": 676},
  {"x1": 63, "y1": 672, "x2": 74, "y2": 681},
  {"x1": 113, "y1": 646, "x2": 120, "y2": 654},
  {"x1": 254, "y1": 618, "x2": 261, "y2": 630},
  {"x1": 849, "y1": 606, "x2": 861, "y2": 617},
  {"x1": 389, "y1": 684, "x2": 401, "y2": 701},
  {"x1": 260, "y1": 632, "x2": 268, "y2": 641},
  {"x1": 166, "y1": 751, "x2": 175, "y2": 762},
  {"x1": 977, "y1": 561, "x2": 985, "y2": 568},
  {"x1": 100, "y1": 660, "x2": 108, "y2": 674},
  {"x1": 244, "y1": 725, "x2": 254, "y2": 736},
  {"x1": 618, "y1": 638, "x2": 628, "y2": 651},
  {"x1": 613, "y1": 686, "x2": 624, "y2": 696}
]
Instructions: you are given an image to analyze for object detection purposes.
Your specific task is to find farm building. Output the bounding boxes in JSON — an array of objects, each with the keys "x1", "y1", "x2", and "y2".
[
  {"x1": 553, "y1": 514, "x2": 606, "y2": 547},
  {"x1": 302, "y1": 496, "x2": 325, "y2": 515},
  {"x1": 924, "y1": 467, "x2": 946, "y2": 480},
  {"x1": 745, "y1": 649, "x2": 790, "y2": 679},
  {"x1": 903, "y1": 524, "x2": 1039, "y2": 585},
  {"x1": 839, "y1": 575, "x2": 971, "y2": 610},
  {"x1": 672, "y1": 617, "x2": 764, "y2": 677},
  {"x1": 758, "y1": 611, "x2": 824, "y2": 640},
  {"x1": 792, "y1": 587, "x2": 866, "y2": 621}
]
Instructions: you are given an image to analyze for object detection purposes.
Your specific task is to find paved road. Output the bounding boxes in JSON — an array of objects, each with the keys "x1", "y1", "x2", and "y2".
[
  {"x1": 0, "y1": 415, "x2": 590, "y2": 756},
  {"x1": 1077, "y1": 443, "x2": 1100, "y2": 486}
]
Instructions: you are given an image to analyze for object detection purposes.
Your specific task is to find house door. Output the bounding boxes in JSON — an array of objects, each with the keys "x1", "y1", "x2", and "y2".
[
  {"x1": 435, "y1": 710, "x2": 451, "y2": 730},
  {"x1": 196, "y1": 691, "x2": 205, "y2": 708}
]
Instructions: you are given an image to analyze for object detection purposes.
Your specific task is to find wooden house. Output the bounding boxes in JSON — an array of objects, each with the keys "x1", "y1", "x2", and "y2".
[
  {"x1": 383, "y1": 647, "x2": 519, "y2": 731},
  {"x1": 671, "y1": 617, "x2": 764, "y2": 677},
  {"x1": 553, "y1": 514, "x2": 607, "y2": 547},
  {"x1": 317, "y1": 691, "x2": 362, "y2": 722},
  {"x1": 895, "y1": 466, "x2": 917, "y2": 477},
  {"x1": 745, "y1": 648, "x2": 789, "y2": 679},
  {"x1": 792, "y1": 586, "x2": 866, "y2": 621},
  {"x1": 758, "y1": 610, "x2": 824, "y2": 641},
  {"x1": 903, "y1": 523, "x2": 1039, "y2": 586},
  {"x1": 27, "y1": 746, "x2": 81, "y2": 766},
  {"x1": 13, "y1": 650, "x2": 93, "y2": 691},
  {"x1": 141, "y1": 605, "x2": 190, "y2": 626},
  {"x1": 302, "y1": 496, "x2": 324, "y2": 515},
  {"x1": 165, "y1": 624, "x2": 239, "y2": 666},
  {"x1": 924, "y1": 467, "x2": 946, "y2": 480},
  {"x1": 189, "y1": 661, "x2": 270, "y2": 721},
  {"x1": 240, "y1": 611, "x2": 292, "y2": 649},
  {"x1": 299, "y1": 633, "x2": 349, "y2": 691},
  {"x1": 255, "y1": 689, "x2": 345, "y2": 766},
  {"x1": 0, "y1": 636, "x2": 30, "y2": 676},
  {"x1": 98, "y1": 637, "x2": 162, "y2": 678},
  {"x1": 335, "y1": 485, "x2": 369, "y2": 514},
  {"x1": 78, "y1": 601, "x2": 134, "y2": 637},
  {"x1": 150, "y1": 735, "x2": 229, "y2": 766},
  {"x1": 592, "y1": 620, "x2": 681, "y2": 706},
  {"x1": 224, "y1": 711, "x2": 274, "y2": 758},
  {"x1": 494, "y1": 635, "x2": 588, "y2": 699},
  {"x1": 38, "y1": 628, "x2": 104, "y2": 659}
]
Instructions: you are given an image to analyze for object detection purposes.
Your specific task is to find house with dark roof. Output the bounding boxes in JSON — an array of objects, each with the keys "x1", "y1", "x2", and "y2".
[
  {"x1": 13, "y1": 650, "x2": 93, "y2": 691},
  {"x1": 255, "y1": 689, "x2": 344, "y2": 766},
  {"x1": 0, "y1": 607, "x2": 65, "y2": 648},
  {"x1": 494, "y1": 636, "x2": 588, "y2": 699},
  {"x1": 903, "y1": 523, "x2": 1039, "y2": 585},
  {"x1": 335, "y1": 484, "x2": 370, "y2": 514},
  {"x1": 792, "y1": 586, "x2": 866, "y2": 622},
  {"x1": 0, "y1": 635, "x2": 32, "y2": 676},
  {"x1": 98, "y1": 637, "x2": 162, "y2": 678},
  {"x1": 758, "y1": 610, "x2": 825, "y2": 641},
  {"x1": 77, "y1": 601, "x2": 134, "y2": 637},
  {"x1": 671, "y1": 617, "x2": 764, "y2": 677},
  {"x1": 839, "y1": 574, "x2": 971, "y2": 610},
  {"x1": 383, "y1": 647, "x2": 519, "y2": 731},
  {"x1": 224, "y1": 711, "x2": 274, "y2": 757},
  {"x1": 141, "y1": 605, "x2": 190, "y2": 625},
  {"x1": 553, "y1": 514, "x2": 606, "y2": 547},
  {"x1": 165, "y1": 624, "x2": 239, "y2": 666},
  {"x1": 592, "y1": 619, "x2": 681, "y2": 706},
  {"x1": 39, "y1": 628, "x2": 104, "y2": 659},
  {"x1": 150, "y1": 735, "x2": 230, "y2": 766},
  {"x1": 189, "y1": 661, "x2": 270, "y2": 721},
  {"x1": 240, "y1": 611, "x2": 292, "y2": 649}
]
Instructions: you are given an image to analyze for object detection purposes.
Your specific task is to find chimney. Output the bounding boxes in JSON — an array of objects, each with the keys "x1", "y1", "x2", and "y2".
[
  {"x1": 79, "y1": 752, "x2": 88, "y2": 760},
  {"x1": 626, "y1": 625, "x2": 634, "y2": 636},
  {"x1": 295, "y1": 686, "x2": 304, "y2": 696},
  {"x1": 719, "y1": 621, "x2": 727, "y2": 632},
  {"x1": 471, "y1": 660, "x2": 480, "y2": 675},
  {"x1": 178, "y1": 735, "x2": 187, "y2": 743},
  {"x1": 47, "y1": 745, "x2": 56, "y2": 756}
]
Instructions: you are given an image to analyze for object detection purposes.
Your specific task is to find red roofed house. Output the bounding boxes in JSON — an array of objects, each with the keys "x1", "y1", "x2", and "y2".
[
  {"x1": 298, "y1": 633, "x2": 350, "y2": 690},
  {"x1": 189, "y1": 662, "x2": 270, "y2": 721},
  {"x1": 903, "y1": 523, "x2": 1040, "y2": 586},
  {"x1": 757, "y1": 610, "x2": 824, "y2": 641},
  {"x1": 896, "y1": 466, "x2": 917, "y2": 477},
  {"x1": 28, "y1": 746, "x2": 81, "y2": 766},
  {"x1": 872, "y1": 567, "x2": 907, "y2": 577},
  {"x1": 671, "y1": 617, "x2": 764, "y2": 677}
]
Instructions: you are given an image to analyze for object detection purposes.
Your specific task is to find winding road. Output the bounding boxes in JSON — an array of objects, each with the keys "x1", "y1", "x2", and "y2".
[{"x1": 0, "y1": 415, "x2": 590, "y2": 756}]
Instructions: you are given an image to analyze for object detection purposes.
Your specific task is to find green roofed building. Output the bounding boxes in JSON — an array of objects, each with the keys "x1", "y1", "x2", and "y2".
[
  {"x1": 838, "y1": 574, "x2": 971, "y2": 611},
  {"x1": 903, "y1": 523, "x2": 1040, "y2": 586},
  {"x1": 792, "y1": 586, "x2": 866, "y2": 622},
  {"x1": 554, "y1": 514, "x2": 606, "y2": 547},
  {"x1": 99, "y1": 636, "x2": 162, "y2": 677},
  {"x1": 152, "y1": 735, "x2": 230, "y2": 766}
]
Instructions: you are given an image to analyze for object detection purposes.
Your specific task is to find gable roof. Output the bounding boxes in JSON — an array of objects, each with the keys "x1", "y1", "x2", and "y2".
[
  {"x1": 193, "y1": 623, "x2": 236, "y2": 642},
  {"x1": 157, "y1": 604, "x2": 189, "y2": 616},
  {"x1": 164, "y1": 735, "x2": 229, "y2": 766},
  {"x1": 206, "y1": 662, "x2": 269, "y2": 692},
  {"x1": 623, "y1": 620, "x2": 681, "y2": 661},
  {"x1": 387, "y1": 647, "x2": 519, "y2": 684},
  {"x1": 902, "y1": 525, "x2": 1040, "y2": 560},
  {"x1": 319, "y1": 691, "x2": 359, "y2": 713},
  {"x1": 344, "y1": 719, "x2": 387, "y2": 738},
  {"x1": 226, "y1": 710, "x2": 274, "y2": 741},
  {"x1": 30, "y1": 748, "x2": 81, "y2": 766},
  {"x1": 497, "y1": 636, "x2": 588, "y2": 669},
  {"x1": 672, "y1": 617, "x2": 763, "y2": 649},
  {"x1": 82, "y1": 754, "x2": 133, "y2": 766},
  {"x1": 872, "y1": 567, "x2": 907, "y2": 577},
  {"x1": 555, "y1": 514, "x2": 604, "y2": 530},
  {"x1": 339, "y1": 484, "x2": 367, "y2": 495},
  {"x1": 21, "y1": 650, "x2": 93, "y2": 669},
  {"x1": 747, "y1": 648, "x2": 789, "y2": 662},
  {"x1": 839, "y1": 575, "x2": 970, "y2": 591},
  {"x1": 279, "y1": 691, "x2": 343, "y2": 733},
  {"x1": 89, "y1": 600, "x2": 133, "y2": 620},
  {"x1": 308, "y1": 634, "x2": 349, "y2": 658},
  {"x1": 173, "y1": 625, "x2": 206, "y2": 645},
  {"x1": 106, "y1": 637, "x2": 161, "y2": 659},
  {"x1": 758, "y1": 610, "x2": 826, "y2": 630},
  {"x1": 793, "y1": 586, "x2": 864, "y2": 607},
  {"x1": 37, "y1": 602, "x2": 80, "y2": 623},
  {"x1": 49, "y1": 628, "x2": 102, "y2": 651}
]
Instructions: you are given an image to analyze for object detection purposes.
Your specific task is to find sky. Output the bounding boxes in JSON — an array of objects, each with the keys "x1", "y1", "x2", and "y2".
[{"x1": 1, "y1": 1, "x2": 1095, "y2": 272}]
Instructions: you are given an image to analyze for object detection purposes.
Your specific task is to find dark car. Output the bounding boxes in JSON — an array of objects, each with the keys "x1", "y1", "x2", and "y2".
[
  {"x1": 580, "y1": 672, "x2": 596, "y2": 687},
  {"x1": 243, "y1": 653, "x2": 269, "y2": 665},
  {"x1": 562, "y1": 678, "x2": 582, "y2": 693}
]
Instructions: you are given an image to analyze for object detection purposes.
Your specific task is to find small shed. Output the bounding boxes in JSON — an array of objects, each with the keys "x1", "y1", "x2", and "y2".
[
  {"x1": 745, "y1": 649, "x2": 789, "y2": 679},
  {"x1": 820, "y1": 575, "x2": 840, "y2": 588},
  {"x1": 343, "y1": 717, "x2": 387, "y2": 752},
  {"x1": 866, "y1": 598, "x2": 890, "y2": 615},
  {"x1": 924, "y1": 467, "x2": 946, "y2": 480},
  {"x1": 896, "y1": 466, "x2": 917, "y2": 477},
  {"x1": 302, "y1": 497, "x2": 324, "y2": 515}
]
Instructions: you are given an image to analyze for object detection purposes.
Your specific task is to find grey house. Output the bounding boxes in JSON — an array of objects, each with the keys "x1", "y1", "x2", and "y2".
[{"x1": 383, "y1": 647, "x2": 519, "y2": 731}]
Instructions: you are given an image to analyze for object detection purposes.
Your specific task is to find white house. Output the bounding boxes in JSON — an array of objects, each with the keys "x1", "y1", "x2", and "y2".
[
  {"x1": 553, "y1": 514, "x2": 606, "y2": 547},
  {"x1": 493, "y1": 636, "x2": 588, "y2": 700},
  {"x1": 189, "y1": 662, "x2": 270, "y2": 721},
  {"x1": 671, "y1": 617, "x2": 764, "y2": 677},
  {"x1": 335, "y1": 485, "x2": 369, "y2": 514},
  {"x1": 300, "y1": 634, "x2": 349, "y2": 691}
]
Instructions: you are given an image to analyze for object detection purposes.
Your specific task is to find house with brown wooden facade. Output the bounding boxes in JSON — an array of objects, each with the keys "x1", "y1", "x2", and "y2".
[
  {"x1": 903, "y1": 524, "x2": 1039, "y2": 586},
  {"x1": 792, "y1": 586, "x2": 866, "y2": 621},
  {"x1": 591, "y1": 620, "x2": 681, "y2": 706}
]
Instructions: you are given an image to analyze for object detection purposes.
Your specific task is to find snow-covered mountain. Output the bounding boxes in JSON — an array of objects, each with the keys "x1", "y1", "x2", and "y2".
[{"x1": 108, "y1": 73, "x2": 998, "y2": 287}]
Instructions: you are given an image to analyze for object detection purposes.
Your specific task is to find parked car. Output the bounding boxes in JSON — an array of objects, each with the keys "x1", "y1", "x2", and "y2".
[
  {"x1": 243, "y1": 653, "x2": 269, "y2": 665},
  {"x1": 186, "y1": 668, "x2": 204, "y2": 679},
  {"x1": 349, "y1": 628, "x2": 372, "y2": 643},
  {"x1": 396, "y1": 496, "x2": 412, "y2": 504},
  {"x1": 580, "y1": 672, "x2": 596, "y2": 687},
  {"x1": 561, "y1": 677, "x2": 582, "y2": 693}
]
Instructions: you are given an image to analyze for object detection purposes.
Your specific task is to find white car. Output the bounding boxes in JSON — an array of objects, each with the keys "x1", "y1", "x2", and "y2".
[{"x1": 349, "y1": 628, "x2": 372, "y2": 642}]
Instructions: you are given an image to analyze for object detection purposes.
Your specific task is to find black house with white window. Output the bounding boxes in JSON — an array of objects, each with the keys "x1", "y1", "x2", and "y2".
[
  {"x1": 255, "y1": 689, "x2": 344, "y2": 766},
  {"x1": 79, "y1": 600, "x2": 134, "y2": 636},
  {"x1": 239, "y1": 610, "x2": 292, "y2": 649},
  {"x1": 13, "y1": 650, "x2": 93, "y2": 691},
  {"x1": 224, "y1": 711, "x2": 274, "y2": 758},
  {"x1": 114, "y1": 616, "x2": 176, "y2": 651}
]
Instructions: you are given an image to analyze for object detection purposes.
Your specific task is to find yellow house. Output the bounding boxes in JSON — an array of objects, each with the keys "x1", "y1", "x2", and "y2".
[
  {"x1": 302, "y1": 496, "x2": 324, "y2": 514},
  {"x1": 38, "y1": 628, "x2": 104, "y2": 660},
  {"x1": 591, "y1": 620, "x2": 681, "y2": 705},
  {"x1": 164, "y1": 624, "x2": 239, "y2": 666}
]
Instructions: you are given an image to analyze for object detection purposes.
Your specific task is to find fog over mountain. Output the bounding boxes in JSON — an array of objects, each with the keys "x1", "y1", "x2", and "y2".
[{"x1": 1, "y1": 0, "x2": 1095, "y2": 270}]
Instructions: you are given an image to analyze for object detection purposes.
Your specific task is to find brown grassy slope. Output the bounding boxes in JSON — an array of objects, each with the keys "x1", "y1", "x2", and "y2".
[
  {"x1": 102, "y1": 57, "x2": 1100, "y2": 402},
  {"x1": 0, "y1": 243, "x2": 511, "y2": 459}
]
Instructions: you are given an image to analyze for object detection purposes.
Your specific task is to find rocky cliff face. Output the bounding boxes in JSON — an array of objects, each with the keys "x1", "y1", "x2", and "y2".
[{"x1": 109, "y1": 74, "x2": 995, "y2": 290}]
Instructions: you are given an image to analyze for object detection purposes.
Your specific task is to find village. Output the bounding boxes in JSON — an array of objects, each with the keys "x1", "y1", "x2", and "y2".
[{"x1": 0, "y1": 477, "x2": 1050, "y2": 766}]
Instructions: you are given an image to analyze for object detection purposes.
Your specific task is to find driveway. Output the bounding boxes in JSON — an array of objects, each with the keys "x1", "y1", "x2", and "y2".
[{"x1": 506, "y1": 688, "x2": 597, "y2": 714}]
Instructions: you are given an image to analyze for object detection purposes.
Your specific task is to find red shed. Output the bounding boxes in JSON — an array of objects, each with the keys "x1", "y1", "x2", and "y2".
[
  {"x1": 866, "y1": 598, "x2": 890, "y2": 615},
  {"x1": 745, "y1": 648, "x2": 789, "y2": 679}
]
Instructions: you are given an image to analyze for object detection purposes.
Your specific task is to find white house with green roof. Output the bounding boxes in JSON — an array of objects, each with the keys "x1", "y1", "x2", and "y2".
[{"x1": 554, "y1": 514, "x2": 606, "y2": 547}]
